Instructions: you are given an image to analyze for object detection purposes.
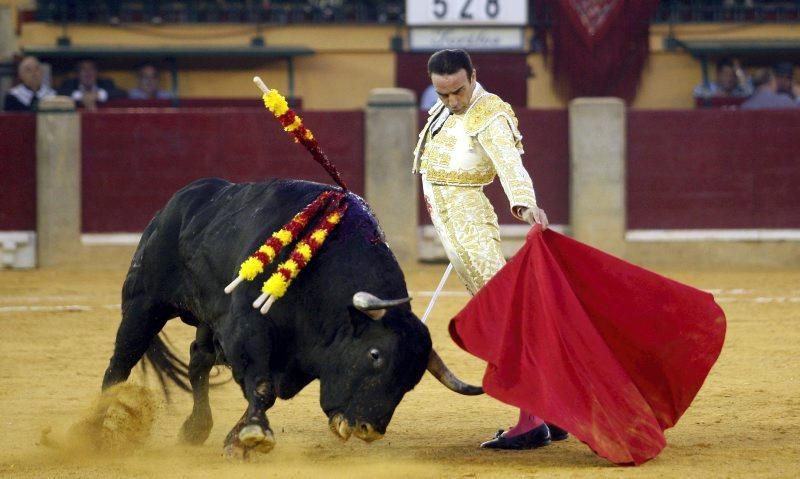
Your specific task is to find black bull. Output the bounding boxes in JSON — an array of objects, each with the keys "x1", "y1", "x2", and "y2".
[{"x1": 101, "y1": 178, "x2": 482, "y2": 457}]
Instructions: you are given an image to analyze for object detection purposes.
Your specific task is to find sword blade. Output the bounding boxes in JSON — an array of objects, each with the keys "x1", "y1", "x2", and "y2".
[{"x1": 421, "y1": 263, "x2": 453, "y2": 324}]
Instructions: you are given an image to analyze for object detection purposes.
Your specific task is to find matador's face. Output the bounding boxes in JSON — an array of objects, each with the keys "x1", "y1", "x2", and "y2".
[{"x1": 431, "y1": 69, "x2": 477, "y2": 115}]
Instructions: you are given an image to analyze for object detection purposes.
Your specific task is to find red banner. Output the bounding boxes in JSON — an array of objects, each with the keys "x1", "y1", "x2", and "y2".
[{"x1": 536, "y1": 0, "x2": 661, "y2": 101}]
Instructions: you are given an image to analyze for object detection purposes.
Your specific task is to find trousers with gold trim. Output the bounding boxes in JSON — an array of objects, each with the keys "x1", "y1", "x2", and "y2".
[{"x1": 422, "y1": 180, "x2": 505, "y2": 295}]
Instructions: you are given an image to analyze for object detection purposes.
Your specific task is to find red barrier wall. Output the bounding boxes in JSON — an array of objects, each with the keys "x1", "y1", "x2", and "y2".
[
  {"x1": 516, "y1": 109, "x2": 570, "y2": 225},
  {"x1": 12, "y1": 108, "x2": 798, "y2": 235},
  {"x1": 418, "y1": 109, "x2": 570, "y2": 226},
  {"x1": 0, "y1": 114, "x2": 36, "y2": 230},
  {"x1": 81, "y1": 109, "x2": 364, "y2": 232},
  {"x1": 628, "y1": 110, "x2": 800, "y2": 229}
]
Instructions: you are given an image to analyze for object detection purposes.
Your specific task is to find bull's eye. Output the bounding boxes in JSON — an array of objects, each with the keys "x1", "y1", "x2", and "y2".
[{"x1": 369, "y1": 348, "x2": 381, "y2": 361}]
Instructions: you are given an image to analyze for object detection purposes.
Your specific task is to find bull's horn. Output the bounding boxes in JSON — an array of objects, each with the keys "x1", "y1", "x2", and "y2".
[
  {"x1": 427, "y1": 349, "x2": 484, "y2": 395},
  {"x1": 352, "y1": 292, "x2": 411, "y2": 320}
]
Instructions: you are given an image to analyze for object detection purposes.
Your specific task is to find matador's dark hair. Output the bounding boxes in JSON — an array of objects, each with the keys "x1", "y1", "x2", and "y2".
[{"x1": 427, "y1": 49, "x2": 474, "y2": 78}]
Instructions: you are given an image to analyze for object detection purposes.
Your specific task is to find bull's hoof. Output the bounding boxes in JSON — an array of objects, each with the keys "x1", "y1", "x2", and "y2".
[
  {"x1": 179, "y1": 415, "x2": 213, "y2": 445},
  {"x1": 223, "y1": 425, "x2": 275, "y2": 459},
  {"x1": 239, "y1": 425, "x2": 274, "y2": 451}
]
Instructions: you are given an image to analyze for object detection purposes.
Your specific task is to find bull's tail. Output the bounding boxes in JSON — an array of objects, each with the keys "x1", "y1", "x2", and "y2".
[{"x1": 142, "y1": 333, "x2": 191, "y2": 401}]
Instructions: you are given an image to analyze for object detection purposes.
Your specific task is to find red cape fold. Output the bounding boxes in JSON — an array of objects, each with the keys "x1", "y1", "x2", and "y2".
[{"x1": 449, "y1": 226, "x2": 726, "y2": 465}]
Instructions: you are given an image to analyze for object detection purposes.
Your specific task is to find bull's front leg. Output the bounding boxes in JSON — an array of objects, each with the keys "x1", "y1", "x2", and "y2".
[
  {"x1": 223, "y1": 375, "x2": 277, "y2": 459},
  {"x1": 222, "y1": 329, "x2": 277, "y2": 459}
]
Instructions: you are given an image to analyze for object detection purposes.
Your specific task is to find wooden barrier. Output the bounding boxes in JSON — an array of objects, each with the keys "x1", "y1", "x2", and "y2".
[
  {"x1": 0, "y1": 114, "x2": 36, "y2": 230},
  {"x1": 2, "y1": 105, "x2": 799, "y2": 268},
  {"x1": 628, "y1": 109, "x2": 800, "y2": 230},
  {"x1": 80, "y1": 108, "x2": 364, "y2": 232}
]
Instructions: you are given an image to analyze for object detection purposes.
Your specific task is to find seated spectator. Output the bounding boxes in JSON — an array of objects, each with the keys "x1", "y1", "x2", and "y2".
[
  {"x1": 128, "y1": 63, "x2": 174, "y2": 100},
  {"x1": 740, "y1": 69, "x2": 797, "y2": 110},
  {"x1": 57, "y1": 58, "x2": 126, "y2": 110},
  {"x1": 3, "y1": 56, "x2": 56, "y2": 112},
  {"x1": 772, "y1": 62, "x2": 797, "y2": 101},
  {"x1": 420, "y1": 84, "x2": 438, "y2": 111},
  {"x1": 693, "y1": 57, "x2": 753, "y2": 99},
  {"x1": 723, "y1": 0, "x2": 754, "y2": 8}
]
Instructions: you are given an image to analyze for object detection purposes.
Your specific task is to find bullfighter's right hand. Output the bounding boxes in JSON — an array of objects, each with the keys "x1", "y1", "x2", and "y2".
[{"x1": 522, "y1": 207, "x2": 549, "y2": 231}]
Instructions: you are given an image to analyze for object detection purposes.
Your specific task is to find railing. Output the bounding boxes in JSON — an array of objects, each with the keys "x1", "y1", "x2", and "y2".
[
  {"x1": 35, "y1": 0, "x2": 405, "y2": 25},
  {"x1": 652, "y1": 0, "x2": 800, "y2": 23},
  {"x1": 34, "y1": 1, "x2": 800, "y2": 26}
]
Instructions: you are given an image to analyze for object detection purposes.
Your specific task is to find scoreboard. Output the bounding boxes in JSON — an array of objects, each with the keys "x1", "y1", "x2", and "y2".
[{"x1": 406, "y1": 0, "x2": 528, "y2": 26}]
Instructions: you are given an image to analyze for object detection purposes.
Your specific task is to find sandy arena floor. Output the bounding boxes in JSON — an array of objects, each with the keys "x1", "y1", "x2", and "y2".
[{"x1": 0, "y1": 251, "x2": 798, "y2": 478}]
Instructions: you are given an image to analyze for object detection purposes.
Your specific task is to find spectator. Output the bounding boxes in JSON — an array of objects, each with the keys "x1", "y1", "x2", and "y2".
[
  {"x1": 740, "y1": 69, "x2": 797, "y2": 110},
  {"x1": 3, "y1": 56, "x2": 56, "y2": 112},
  {"x1": 693, "y1": 57, "x2": 753, "y2": 98},
  {"x1": 419, "y1": 84, "x2": 438, "y2": 111},
  {"x1": 723, "y1": 0, "x2": 754, "y2": 8},
  {"x1": 772, "y1": 62, "x2": 796, "y2": 101},
  {"x1": 57, "y1": 58, "x2": 126, "y2": 110},
  {"x1": 128, "y1": 63, "x2": 174, "y2": 100}
]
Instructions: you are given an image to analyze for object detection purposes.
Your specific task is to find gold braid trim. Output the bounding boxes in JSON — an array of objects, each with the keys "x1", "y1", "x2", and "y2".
[
  {"x1": 430, "y1": 185, "x2": 486, "y2": 293},
  {"x1": 412, "y1": 102, "x2": 447, "y2": 173},
  {"x1": 464, "y1": 94, "x2": 524, "y2": 152},
  {"x1": 422, "y1": 167, "x2": 495, "y2": 186}
]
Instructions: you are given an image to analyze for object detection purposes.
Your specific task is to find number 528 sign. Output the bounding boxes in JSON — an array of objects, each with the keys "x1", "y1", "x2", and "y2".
[{"x1": 406, "y1": 0, "x2": 528, "y2": 26}]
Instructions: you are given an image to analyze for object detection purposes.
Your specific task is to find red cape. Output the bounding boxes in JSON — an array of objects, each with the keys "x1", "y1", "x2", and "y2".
[{"x1": 449, "y1": 226, "x2": 726, "y2": 465}]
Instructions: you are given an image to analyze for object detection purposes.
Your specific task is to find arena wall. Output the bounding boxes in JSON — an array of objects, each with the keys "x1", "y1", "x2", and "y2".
[
  {"x1": 3, "y1": 103, "x2": 800, "y2": 268},
  {"x1": 80, "y1": 109, "x2": 364, "y2": 232},
  {"x1": 4, "y1": 106, "x2": 800, "y2": 268},
  {"x1": 0, "y1": 114, "x2": 36, "y2": 230},
  {"x1": 628, "y1": 109, "x2": 800, "y2": 230}
]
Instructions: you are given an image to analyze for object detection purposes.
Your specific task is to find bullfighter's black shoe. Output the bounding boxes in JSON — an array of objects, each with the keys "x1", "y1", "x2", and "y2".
[
  {"x1": 479, "y1": 424, "x2": 551, "y2": 450},
  {"x1": 547, "y1": 423, "x2": 569, "y2": 441}
]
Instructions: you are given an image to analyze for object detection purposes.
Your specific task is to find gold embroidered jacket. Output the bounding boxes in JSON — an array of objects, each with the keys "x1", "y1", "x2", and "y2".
[{"x1": 412, "y1": 85, "x2": 537, "y2": 215}]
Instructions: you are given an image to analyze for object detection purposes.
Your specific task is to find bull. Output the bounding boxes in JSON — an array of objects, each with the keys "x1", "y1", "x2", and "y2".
[{"x1": 101, "y1": 177, "x2": 481, "y2": 457}]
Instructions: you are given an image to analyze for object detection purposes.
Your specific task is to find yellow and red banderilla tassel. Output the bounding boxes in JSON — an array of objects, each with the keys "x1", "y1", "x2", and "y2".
[
  {"x1": 253, "y1": 77, "x2": 348, "y2": 191},
  {"x1": 257, "y1": 201, "x2": 348, "y2": 315},
  {"x1": 263, "y1": 88, "x2": 314, "y2": 144},
  {"x1": 223, "y1": 190, "x2": 343, "y2": 294}
]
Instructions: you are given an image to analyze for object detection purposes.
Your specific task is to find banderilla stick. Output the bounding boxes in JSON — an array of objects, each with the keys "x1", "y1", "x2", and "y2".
[{"x1": 253, "y1": 76, "x2": 270, "y2": 94}]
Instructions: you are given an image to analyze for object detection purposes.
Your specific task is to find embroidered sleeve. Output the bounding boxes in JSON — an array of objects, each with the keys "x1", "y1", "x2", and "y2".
[{"x1": 476, "y1": 116, "x2": 537, "y2": 218}]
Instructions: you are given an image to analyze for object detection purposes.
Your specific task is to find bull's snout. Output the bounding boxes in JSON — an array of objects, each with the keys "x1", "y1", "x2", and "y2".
[
  {"x1": 329, "y1": 413, "x2": 352, "y2": 441},
  {"x1": 353, "y1": 421, "x2": 383, "y2": 443}
]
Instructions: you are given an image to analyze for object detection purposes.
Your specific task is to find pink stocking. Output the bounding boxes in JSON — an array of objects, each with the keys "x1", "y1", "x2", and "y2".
[{"x1": 504, "y1": 409, "x2": 544, "y2": 437}]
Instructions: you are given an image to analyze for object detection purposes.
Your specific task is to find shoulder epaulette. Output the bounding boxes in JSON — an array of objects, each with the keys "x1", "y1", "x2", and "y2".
[{"x1": 464, "y1": 93, "x2": 523, "y2": 150}]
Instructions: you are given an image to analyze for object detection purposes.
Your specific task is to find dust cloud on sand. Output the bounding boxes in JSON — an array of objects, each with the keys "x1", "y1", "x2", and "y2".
[{"x1": 41, "y1": 382, "x2": 156, "y2": 455}]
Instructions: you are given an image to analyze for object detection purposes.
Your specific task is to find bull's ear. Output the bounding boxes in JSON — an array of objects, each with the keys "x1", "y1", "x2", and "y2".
[
  {"x1": 363, "y1": 309, "x2": 386, "y2": 320},
  {"x1": 348, "y1": 307, "x2": 372, "y2": 337}
]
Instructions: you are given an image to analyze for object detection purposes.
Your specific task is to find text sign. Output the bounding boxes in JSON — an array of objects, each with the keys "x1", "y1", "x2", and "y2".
[
  {"x1": 406, "y1": 0, "x2": 528, "y2": 26},
  {"x1": 409, "y1": 27, "x2": 524, "y2": 51}
]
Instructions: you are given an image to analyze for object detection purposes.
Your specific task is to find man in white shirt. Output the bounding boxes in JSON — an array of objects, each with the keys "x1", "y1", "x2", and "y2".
[
  {"x1": 3, "y1": 56, "x2": 56, "y2": 112},
  {"x1": 57, "y1": 58, "x2": 126, "y2": 110}
]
